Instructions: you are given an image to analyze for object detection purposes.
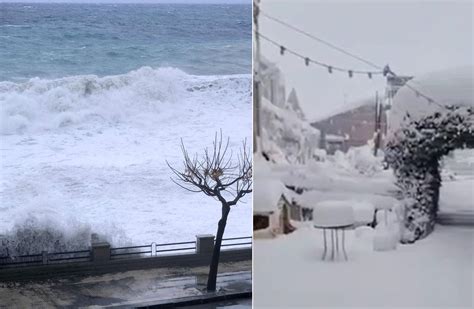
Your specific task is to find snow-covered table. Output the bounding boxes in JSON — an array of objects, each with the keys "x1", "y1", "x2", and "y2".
[{"x1": 313, "y1": 201, "x2": 356, "y2": 261}]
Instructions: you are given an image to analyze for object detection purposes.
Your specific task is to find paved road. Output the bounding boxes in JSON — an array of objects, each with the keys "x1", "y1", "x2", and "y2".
[
  {"x1": 0, "y1": 260, "x2": 251, "y2": 308},
  {"x1": 180, "y1": 298, "x2": 251, "y2": 308}
]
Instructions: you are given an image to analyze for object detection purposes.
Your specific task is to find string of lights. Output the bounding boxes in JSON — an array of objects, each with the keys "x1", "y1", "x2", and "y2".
[
  {"x1": 257, "y1": 8, "x2": 447, "y2": 109},
  {"x1": 256, "y1": 32, "x2": 385, "y2": 78},
  {"x1": 259, "y1": 9, "x2": 383, "y2": 71}
]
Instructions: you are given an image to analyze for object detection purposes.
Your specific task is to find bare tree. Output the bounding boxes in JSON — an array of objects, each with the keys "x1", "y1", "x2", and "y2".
[{"x1": 167, "y1": 131, "x2": 252, "y2": 291}]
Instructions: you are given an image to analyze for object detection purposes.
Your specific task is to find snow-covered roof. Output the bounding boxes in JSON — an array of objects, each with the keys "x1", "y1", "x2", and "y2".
[
  {"x1": 310, "y1": 97, "x2": 373, "y2": 123},
  {"x1": 253, "y1": 176, "x2": 286, "y2": 214},
  {"x1": 286, "y1": 88, "x2": 306, "y2": 120},
  {"x1": 389, "y1": 65, "x2": 473, "y2": 133}
]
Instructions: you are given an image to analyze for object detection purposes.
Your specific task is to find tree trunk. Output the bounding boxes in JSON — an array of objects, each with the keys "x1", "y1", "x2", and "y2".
[{"x1": 207, "y1": 204, "x2": 230, "y2": 291}]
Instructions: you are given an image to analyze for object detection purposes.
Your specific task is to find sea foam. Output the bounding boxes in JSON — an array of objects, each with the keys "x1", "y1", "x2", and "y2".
[{"x1": 1, "y1": 66, "x2": 251, "y2": 135}]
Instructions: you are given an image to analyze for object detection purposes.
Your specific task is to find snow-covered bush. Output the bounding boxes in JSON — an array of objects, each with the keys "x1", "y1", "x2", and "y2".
[{"x1": 385, "y1": 106, "x2": 473, "y2": 243}]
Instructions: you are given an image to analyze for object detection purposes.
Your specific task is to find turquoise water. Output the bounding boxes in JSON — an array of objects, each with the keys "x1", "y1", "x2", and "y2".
[{"x1": 0, "y1": 3, "x2": 251, "y2": 81}]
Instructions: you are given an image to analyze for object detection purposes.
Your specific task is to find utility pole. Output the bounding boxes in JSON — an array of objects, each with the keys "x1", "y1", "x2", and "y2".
[
  {"x1": 374, "y1": 91, "x2": 381, "y2": 156},
  {"x1": 253, "y1": 0, "x2": 262, "y2": 154}
]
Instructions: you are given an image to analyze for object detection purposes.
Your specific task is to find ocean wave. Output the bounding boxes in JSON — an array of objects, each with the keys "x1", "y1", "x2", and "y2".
[
  {"x1": 0, "y1": 212, "x2": 130, "y2": 256},
  {"x1": 0, "y1": 66, "x2": 251, "y2": 135}
]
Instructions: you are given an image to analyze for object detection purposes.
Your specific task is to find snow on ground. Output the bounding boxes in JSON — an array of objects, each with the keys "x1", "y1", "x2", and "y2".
[
  {"x1": 254, "y1": 146, "x2": 473, "y2": 307},
  {"x1": 254, "y1": 224, "x2": 473, "y2": 308},
  {"x1": 440, "y1": 149, "x2": 474, "y2": 214},
  {"x1": 0, "y1": 67, "x2": 252, "y2": 249}
]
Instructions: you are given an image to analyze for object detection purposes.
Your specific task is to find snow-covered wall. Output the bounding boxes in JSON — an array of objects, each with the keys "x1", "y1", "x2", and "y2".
[{"x1": 389, "y1": 66, "x2": 473, "y2": 134}]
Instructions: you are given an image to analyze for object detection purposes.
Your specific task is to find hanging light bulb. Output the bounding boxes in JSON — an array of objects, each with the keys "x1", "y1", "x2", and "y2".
[
  {"x1": 348, "y1": 70, "x2": 353, "y2": 78},
  {"x1": 305, "y1": 57, "x2": 310, "y2": 66},
  {"x1": 368, "y1": 72, "x2": 372, "y2": 79},
  {"x1": 280, "y1": 46, "x2": 285, "y2": 55},
  {"x1": 328, "y1": 66, "x2": 333, "y2": 74}
]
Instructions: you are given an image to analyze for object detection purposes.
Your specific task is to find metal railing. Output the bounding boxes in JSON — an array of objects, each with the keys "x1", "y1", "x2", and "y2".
[
  {"x1": 0, "y1": 253, "x2": 43, "y2": 267},
  {"x1": 0, "y1": 235, "x2": 252, "y2": 268},
  {"x1": 221, "y1": 236, "x2": 252, "y2": 248},
  {"x1": 110, "y1": 240, "x2": 197, "y2": 260},
  {"x1": 48, "y1": 250, "x2": 91, "y2": 263}
]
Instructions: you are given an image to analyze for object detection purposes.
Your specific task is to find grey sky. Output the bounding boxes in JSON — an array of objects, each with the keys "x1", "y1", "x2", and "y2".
[
  {"x1": 259, "y1": 0, "x2": 473, "y2": 121},
  {"x1": 1, "y1": 0, "x2": 248, "y2": 3}
]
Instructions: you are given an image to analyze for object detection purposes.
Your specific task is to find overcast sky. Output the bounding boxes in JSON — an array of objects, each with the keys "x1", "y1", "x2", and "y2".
[
  {"x1": 259, "y1": 0, "x2": 473, "y2": 121},
  {"x1": 1, "y1": 0, "x2": 247, "y2": 3}
]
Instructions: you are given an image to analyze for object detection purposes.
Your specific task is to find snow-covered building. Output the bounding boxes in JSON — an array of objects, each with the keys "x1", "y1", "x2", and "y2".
[
  {"x1": 286, "y1": 88, "x2": 305, "y2": 121},
  {"x1": 253, "y1": 179, "x2": 295, "y2": 238},
  {"x1": 259, "y1": 56, "x2": 286, "y2": 108},
  {"x1": 311, "y1": 98, "x2": 385, "y2": 153},
  {"x1": 253, "y1": 156, "x2": 296, "y2": 238},
  {"x1": 258, "y1": 57, "x2": 320, "y2": 163},
  {"x1": 388, "y1": 66, "x2": 473, "y2": 134}
]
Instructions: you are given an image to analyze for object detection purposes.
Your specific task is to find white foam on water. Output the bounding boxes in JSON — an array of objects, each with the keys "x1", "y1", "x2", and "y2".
[{"x1": 0, "y1": 66, "x2": 253, "y2": 253}]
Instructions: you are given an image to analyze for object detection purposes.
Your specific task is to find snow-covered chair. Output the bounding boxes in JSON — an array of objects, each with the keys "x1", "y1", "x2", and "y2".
[{"x1": 313, "y1": 201, "x2": 355, "y2": 260}]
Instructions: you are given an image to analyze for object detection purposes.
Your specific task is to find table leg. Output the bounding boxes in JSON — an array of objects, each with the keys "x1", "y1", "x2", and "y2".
[
  {"x1": 342, "y1": 228, "x2": 348, "y2": 261},
  {"x1": 322, "y1": 228, "x2": 327, "y2": 260},
  {"x1": 330, "y1": 229, "x2": 335, "y2": 260}
]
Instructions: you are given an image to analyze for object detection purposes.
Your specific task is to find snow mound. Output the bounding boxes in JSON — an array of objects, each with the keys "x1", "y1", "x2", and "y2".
[
  {"x1": 373, "y1": 223, "x2": 399, "y2": 251},
  {"x1": 313, "y1": 201, "x2": 355, "y2": 227}
]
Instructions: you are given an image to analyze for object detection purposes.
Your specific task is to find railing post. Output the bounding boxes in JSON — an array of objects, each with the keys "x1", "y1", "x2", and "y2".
[
  {"x1": 91, "y1": 240, "x2": 111, "y2": 263},
  {"x1": 42, "y1": 251, "x2": 48, "y2": 265},
  {"x1": 196, "y1": 234, "x2": 214, "y2": 256}
]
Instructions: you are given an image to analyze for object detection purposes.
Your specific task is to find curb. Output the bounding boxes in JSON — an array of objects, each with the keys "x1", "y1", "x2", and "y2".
[{"x1": 121, "y1": 290, "x2": 252, "y2": 308}]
